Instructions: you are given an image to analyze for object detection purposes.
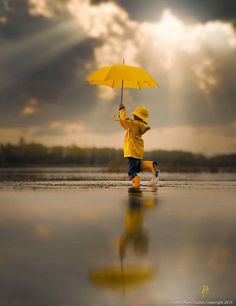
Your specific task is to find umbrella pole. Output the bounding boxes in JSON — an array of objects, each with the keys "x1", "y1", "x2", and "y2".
[{"x1": 120, "y1": 80, "x2": 124, "y2": 104}]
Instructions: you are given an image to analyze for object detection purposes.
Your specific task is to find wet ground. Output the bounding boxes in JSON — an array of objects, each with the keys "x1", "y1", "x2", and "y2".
[{"x1": 0, "y1": 168, "x2": 236, "y2": 306}]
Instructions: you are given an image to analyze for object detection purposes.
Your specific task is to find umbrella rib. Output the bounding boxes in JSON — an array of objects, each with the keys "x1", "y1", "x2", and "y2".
[
  {"x1": 112, "y1": 80, "x2": 115, "y2": 88},
  {"x1": 137, "y1": 81, "x2": 141, "y2": 89}
]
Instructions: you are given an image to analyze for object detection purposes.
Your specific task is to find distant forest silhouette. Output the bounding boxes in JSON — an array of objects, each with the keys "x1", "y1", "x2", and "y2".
[{"x1": 0, "y1": 138, "x2": 235, "y2": 172}]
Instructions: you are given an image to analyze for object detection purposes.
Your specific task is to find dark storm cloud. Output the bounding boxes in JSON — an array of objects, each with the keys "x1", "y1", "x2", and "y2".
[
  {"x1": 0, "y1": 0, "x2": 101, "y2": 127},
  {"x1": 117, "y1": 0, "x2": 236, "y2": 23}
]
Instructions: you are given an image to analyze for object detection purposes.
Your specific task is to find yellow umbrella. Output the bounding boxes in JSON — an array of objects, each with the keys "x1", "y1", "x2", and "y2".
[
  {"x1": 86, "y1": 61, "x2": 158, "y2": 104},
  {"x1": 89, "y1": 265, "x2": 154, "y2": 291}
]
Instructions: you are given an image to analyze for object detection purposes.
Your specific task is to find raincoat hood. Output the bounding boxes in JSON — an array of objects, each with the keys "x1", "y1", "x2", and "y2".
[{"x1": 132, "y1": 106, "x2": 149, "y2": 121}]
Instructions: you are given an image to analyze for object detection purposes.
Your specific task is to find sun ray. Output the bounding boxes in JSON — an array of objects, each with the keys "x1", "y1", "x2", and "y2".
[{"x1": 0, "y1": 18, "x2": 86, "y2": 91}]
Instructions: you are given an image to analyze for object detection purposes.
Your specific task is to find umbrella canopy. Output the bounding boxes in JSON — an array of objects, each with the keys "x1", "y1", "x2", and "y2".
[
  {"x1": 86, "y1": 64, "x2": 158, "y2": 89},
  {"x1": 89, "y1": 265, "x2": 154, "y2": 291},
  {"x1": 86, "y1": 63, "x2": 158, "y2": 104}
]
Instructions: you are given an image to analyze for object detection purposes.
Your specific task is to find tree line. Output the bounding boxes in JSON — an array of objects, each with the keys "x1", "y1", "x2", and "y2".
[{"x1": 0, "y1": 138, "x2": 235, "y2": 172}]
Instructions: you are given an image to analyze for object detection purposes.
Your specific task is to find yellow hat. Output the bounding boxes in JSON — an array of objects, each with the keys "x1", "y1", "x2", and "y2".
[{"x1": 132, "y1": 106, "x2": 149, "y2": 121}]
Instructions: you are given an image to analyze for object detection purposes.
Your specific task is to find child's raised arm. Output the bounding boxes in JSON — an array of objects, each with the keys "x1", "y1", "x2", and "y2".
[{"x1": 119, "y1": 104, "x2": 133, "y2": 130}]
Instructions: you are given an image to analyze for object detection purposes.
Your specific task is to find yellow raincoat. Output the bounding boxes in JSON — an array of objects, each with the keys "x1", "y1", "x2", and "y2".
[{"x1": 119, "y1": 107, "x2": 150, "y2": 159}]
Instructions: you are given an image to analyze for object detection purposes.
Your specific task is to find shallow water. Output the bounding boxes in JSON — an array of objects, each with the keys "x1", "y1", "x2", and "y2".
[
  {"x1": 0, "y1": 170, "x2": 236, "y2": 306},
  {"x1": 1, "y1": 167, "x2": 236, "y2": 183}
]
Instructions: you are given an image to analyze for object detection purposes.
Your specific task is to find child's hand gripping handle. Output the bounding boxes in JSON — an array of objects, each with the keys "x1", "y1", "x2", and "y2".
[{"x1": 113, "y1": 103, "x2": 125, "y2": 122}]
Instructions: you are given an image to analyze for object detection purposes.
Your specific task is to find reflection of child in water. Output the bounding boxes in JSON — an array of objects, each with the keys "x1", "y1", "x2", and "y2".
[{"x1": 119, "y1": 191, "x2": 156, "y2": 260}]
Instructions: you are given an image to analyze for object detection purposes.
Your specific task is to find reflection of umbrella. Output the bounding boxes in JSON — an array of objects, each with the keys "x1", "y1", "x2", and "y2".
[
  {"x1": 89, "y1": 265, "x2": 154, "y2": 291},
  {"x1": 86, "y1": 61, "x2": 158, "y2": 104}
]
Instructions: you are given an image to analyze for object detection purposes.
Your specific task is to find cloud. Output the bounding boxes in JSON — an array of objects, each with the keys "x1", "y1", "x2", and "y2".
[
  {"x1": 137, "y1": 9, "x2": 236, "y2": 77},
  {"x1": 29, "y1": 0, "x2": 53, "y2": 18},
  {"x1": 115, "y1": 0, "x2": 236, "y2": 24},
  {"x1": 21, "y1": 97, "x2": 39, "y2": 116},
  {"x1": 0, "y1": 0, "x2": 98, "y2": 127},
  {"x1": 28, "y1": 0, "x2": 72, "y2": 17},
  {"x1": 193, "y1": 59, "x2": 218, "y2": 94},
  {"x1": 0, "y1": 16, "x2": 7, "y2": 25},
  {"x1": 28, "y1": 0, "x2": 140, "y2": 67},
  {"x1": 49, "y1": 121, "x2": 85, "y2": 134}
]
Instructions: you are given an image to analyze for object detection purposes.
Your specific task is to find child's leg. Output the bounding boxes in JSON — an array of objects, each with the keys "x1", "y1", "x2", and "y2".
[
  {"x1": 140, "y1": 160, "x2": 160, "y2": 177},
  {"x1": 127, "y1": 157, "x2": 141, "y2": 188}
]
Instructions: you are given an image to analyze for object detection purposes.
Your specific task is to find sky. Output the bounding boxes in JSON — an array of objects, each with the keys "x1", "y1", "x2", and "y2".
[{"x1": 0, "y1": 0, "x2": 236, "y2": 155}]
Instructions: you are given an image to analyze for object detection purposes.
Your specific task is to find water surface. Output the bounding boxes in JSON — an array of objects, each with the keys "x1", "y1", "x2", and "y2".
[{"x1": 0, "y1": 170, "x2": 235, "y2": 305}]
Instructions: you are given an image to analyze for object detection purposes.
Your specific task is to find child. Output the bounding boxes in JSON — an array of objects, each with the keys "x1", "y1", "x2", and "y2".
[{"x1": 119, "y1": 103, "x2": 159, "y2": 188}]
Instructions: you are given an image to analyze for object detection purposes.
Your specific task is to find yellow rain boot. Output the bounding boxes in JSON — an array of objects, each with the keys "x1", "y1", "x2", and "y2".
[
  {"x1": 141, "y1": 161, "x2": 159, "y2": 177},
  {"x1": 132, "y1": 175, "x2": 140, "y2": 188}
]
